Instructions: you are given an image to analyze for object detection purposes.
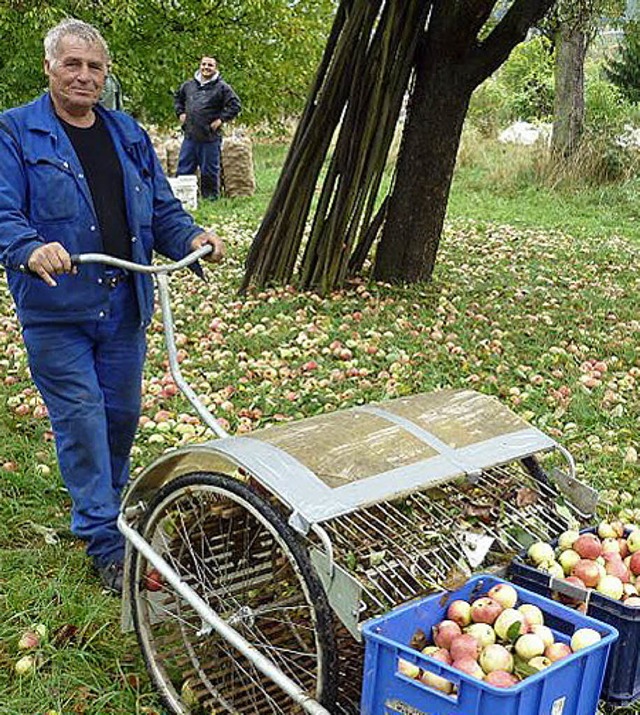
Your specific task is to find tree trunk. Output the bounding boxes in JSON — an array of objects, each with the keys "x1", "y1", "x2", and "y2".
[
  {"x1": 373, "y1": 58, "x2": 472, "y2": 283},
  {"x1": 551, "y1": 22, "x2": 587, "y2": 156}
]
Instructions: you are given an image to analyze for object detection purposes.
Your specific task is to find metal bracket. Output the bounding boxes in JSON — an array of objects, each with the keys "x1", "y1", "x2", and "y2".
[
  {"x1": 310, "y1": 547, "x2": 363, "y2": 642},
  {"x1": 548, "y1": 467, "x2": 598, "y2": 519}
]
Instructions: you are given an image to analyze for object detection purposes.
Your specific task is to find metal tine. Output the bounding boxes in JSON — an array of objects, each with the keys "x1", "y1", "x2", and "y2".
[
  {"x1": 344, "y1": 504, "x2": 460, "y2": 599},
  {"x1": 337, "y1": 507, "x2": 453, "y2": 590}
]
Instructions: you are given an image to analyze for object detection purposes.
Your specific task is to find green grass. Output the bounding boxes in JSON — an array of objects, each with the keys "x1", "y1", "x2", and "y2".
[
  {"x1": 0, "y1": 135, "x2": 638, "y2": 713},
  {"x1": 450, "y1": 139, "x2": 640, "y2": 243}
]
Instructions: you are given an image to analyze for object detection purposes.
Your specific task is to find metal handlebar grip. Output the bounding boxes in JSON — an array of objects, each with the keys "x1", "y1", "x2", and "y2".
[{"x1": 69, "y1": 244, "x2": 212, "y2": 274}]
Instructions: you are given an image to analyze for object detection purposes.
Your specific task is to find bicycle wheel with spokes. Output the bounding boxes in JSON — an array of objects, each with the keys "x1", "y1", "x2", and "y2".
[{"x1": 130, "y1": 472, "x2": 338, "y2": 714}]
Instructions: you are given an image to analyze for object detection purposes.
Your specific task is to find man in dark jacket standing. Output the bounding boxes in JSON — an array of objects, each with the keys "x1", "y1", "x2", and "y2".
[{"x1": 174, "y1": 57, "x2": 241, "y2": 199}]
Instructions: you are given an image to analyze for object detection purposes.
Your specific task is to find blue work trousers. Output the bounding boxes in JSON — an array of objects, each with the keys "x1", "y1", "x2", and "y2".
[
  {"x1": 177, "y1": 136, "x2": 222, "y2": 198},
  {"x1": 21, "y1": 280, "x2": 146, "y2": 567}
]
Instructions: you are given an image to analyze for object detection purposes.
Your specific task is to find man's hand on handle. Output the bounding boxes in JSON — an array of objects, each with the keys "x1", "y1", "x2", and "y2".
[
  {"x1": 190, "y1": 232, "x2": 224, "y2": 264},
  {"x1": 27, "y1": 242, "x2": 74, "y2": 287}
]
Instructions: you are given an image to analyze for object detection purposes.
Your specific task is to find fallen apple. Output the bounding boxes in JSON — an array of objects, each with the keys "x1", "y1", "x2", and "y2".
[
  {"x1": 14, "y1": 654, "x2": 35, "y2": 676},
  {"x1": 528, "y1": 656, "x2": 552, "y2": 671},
  {"x1": 465, "y1": 622, "x2": 496, "y2": 648},
  {"x1": 514, "y1": 633, "x2": 545, "y2": 660},
  {"x1": 480, "y1": 644, "x2": 514, "y2": 674},
  {"x1": 450, "y1": 633, "x2": 481, "y2": 662},
  {"x1": 570, "y1": 628, "x2": 601, "y2": 652},
  {"x1": 144, "y1": 568, "x2": 164, "y2": 592},
  {"x1": 528, "y1": 542, "x2": 555, "y2": 566},
  {"x1": 544, "y1": 642, "x2": 572, "y2": 662},
  {"x1": 470, "y1": 597, "x2": 503, "y2": 625},
  {"x1": 484, "y1": 670, "x2": 519, "y2": 688},
  {"x1": 487, "y1": 583, "x2": 518, "y2": 610},
  {"x1": 446, "y1": 599, "x2": 472, "y2": 627},
  {"x1": 518, "y1": 604, "x2": 544, "y2": 627},
  {"x1": 433, "y1": 620, "x2": 462, "y2": 650}
]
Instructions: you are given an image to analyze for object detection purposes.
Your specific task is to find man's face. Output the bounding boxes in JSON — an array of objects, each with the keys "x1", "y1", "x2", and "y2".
[
  {"x1": 200, "y1": 57, "x2": 217, "y2": 80},
  {"x1": 45, "y1": 35, "x2": 107, "y2": 116}
]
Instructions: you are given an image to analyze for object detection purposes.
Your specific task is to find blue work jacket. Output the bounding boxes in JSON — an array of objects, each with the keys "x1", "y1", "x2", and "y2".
[{"x1": 0, "y1": 93, "x2": 203, "y2": 326}]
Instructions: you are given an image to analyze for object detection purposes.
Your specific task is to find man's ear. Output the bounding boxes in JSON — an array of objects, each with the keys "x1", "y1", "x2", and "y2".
[{"x1": 43, "y1": 59, "x2": 51, "y2": 77}]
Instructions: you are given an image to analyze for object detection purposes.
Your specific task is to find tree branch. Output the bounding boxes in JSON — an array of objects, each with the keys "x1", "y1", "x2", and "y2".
[{"x1": 465, "y1": 0, "x2": 558, "y2": 86}]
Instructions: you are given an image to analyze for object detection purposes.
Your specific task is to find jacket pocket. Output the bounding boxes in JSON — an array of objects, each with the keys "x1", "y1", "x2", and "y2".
[
  {"x1": 134, "y1": 168, "x2": 154, "y2": 227},
  {"x1": 26, "y1": 158, "x2": 79, "y2": 223}
]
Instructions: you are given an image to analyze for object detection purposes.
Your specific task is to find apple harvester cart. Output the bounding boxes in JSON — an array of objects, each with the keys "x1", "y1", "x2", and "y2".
[{"x1": 73, "y1": 249, "x2": 598, "y2": 715}]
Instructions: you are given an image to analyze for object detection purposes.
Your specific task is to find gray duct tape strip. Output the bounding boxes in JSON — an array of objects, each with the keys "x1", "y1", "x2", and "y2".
[
  {"x1": 360, "y1": 404, "x2": 484, "y2": 476},
  {"x1": 209, "y1": 426, "x2": 556, "y2": 529}
]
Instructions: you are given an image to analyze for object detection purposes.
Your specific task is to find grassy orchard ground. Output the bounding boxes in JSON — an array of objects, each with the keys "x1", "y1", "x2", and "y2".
[{"x1": 0, "y1": 138, "x2": 638, "y2": 713}]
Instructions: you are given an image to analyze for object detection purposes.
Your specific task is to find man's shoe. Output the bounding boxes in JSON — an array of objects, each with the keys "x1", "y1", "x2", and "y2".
[{"x1": 94, "y1": 560, "x2": 124, "y2": 596}]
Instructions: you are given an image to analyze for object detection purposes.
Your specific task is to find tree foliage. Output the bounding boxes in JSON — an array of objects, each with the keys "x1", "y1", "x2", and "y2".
[
  {"x1": 605, "y1": 20, "x2": 640, "y2": 102},
  {"x1": 0, "y1": 0, "x2": 336, "y2": 124}
]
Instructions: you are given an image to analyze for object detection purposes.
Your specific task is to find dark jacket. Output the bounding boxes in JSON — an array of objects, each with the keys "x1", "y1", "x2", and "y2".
[
  {"x1": 0, "y1": 93, "x2": 203, "y2": 327},
  {"x1": 174, "y1": 74, "x2": 241, "y2": 142}
]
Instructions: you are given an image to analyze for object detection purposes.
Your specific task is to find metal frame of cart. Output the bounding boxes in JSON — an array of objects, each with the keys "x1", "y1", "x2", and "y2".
[{"x1": 74, "y1": 249, "x2": 597, "y2": 714}]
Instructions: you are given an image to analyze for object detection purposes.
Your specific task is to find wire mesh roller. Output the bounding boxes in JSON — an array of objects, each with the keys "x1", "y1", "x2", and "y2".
[{"x1": 121, "y1": 389, "x2": 595, "y2": 714}]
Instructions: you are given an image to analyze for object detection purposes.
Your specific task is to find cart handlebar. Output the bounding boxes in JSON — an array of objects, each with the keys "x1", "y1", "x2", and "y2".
[
  {"x1": 71, "y1": 243, "x2": 229, "y2": 439},
  {"x1": 70, "y1": 244, "x2": 212, "y2": 274}
]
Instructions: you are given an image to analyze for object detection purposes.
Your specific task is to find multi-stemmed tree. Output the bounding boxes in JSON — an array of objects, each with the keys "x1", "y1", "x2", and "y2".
[{"x1": 243, "y1": 0, "x2": 559, "y2": 293}]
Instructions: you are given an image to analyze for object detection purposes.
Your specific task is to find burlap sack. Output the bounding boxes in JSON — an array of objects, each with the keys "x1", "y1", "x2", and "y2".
[
  {"x1": 221, "y1": 134, "x2": 256, "y2": 197},
  {"x1": 165, "y1": 137, "x2": 182, "y2": 176}
]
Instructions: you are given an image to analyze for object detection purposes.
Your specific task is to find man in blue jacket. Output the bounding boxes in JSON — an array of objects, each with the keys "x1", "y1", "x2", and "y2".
[
  {"x1": 174, "y1": 56, "x2": 241, "y2": 199},
  {"x1": 0, "y1": 18, "x2": 223, "y2": 595}
]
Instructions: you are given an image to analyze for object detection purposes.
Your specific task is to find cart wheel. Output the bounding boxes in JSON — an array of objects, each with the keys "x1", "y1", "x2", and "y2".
[{"x1": 130, "y1": 472, "x2": 338, "y2": 714}]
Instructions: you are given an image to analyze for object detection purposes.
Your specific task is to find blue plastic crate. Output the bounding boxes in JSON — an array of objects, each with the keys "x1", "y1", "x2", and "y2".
[
  {"x1": 361, "y1": 574, "x2": 618, "y2": 715},
  {"x1": 510, "y1": 526, "x2": 640, "y2": 703}
]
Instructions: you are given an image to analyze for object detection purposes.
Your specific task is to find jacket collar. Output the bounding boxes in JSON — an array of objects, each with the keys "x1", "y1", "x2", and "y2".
[
  {"x1": 24, "y1": 92, "x2": 142, "y2": 147},
  {"x1": 194, "y1": 70, "x2": 220, "y2": 85}
]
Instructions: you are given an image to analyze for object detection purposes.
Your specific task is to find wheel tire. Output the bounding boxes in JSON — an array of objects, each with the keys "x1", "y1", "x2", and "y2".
[{"x1": 130, "y1": 471, "x2": 338, "y2": 714}]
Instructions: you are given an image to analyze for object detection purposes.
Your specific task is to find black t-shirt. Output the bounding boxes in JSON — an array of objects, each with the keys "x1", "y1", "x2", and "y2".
[{"x1": 60, "y1": 113, "x2": 131, "y2": 260}]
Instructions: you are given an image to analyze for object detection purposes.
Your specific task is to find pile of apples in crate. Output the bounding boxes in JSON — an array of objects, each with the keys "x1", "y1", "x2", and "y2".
[
  {"x1": 527, "y1": 520, "x2": 640, "y2": 605},
  {"x1": 401, "y1": 582, "x2": 600, "y2": 692}
]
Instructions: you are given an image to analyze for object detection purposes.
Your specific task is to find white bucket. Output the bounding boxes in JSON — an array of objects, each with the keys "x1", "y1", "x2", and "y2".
[{"x1": 167, "y1": 175, "x2": 198, "y2": 210}]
